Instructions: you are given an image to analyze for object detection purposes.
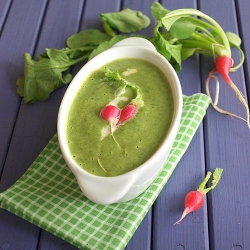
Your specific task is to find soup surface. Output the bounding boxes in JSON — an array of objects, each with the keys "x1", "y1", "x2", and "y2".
[{"x1": 66, "y1": 58, "x2": 174, "y2": 177}]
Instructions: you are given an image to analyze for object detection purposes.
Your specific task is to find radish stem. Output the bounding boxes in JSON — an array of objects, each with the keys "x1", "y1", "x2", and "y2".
[{"x1": 161, "y1": 9, "x2": 231, "y2": 57}]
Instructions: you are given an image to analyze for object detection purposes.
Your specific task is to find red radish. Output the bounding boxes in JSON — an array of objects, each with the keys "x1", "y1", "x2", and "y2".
[
  {"x1": 174, "y1": 168, "x2": 223, "y2": 225},
  {"x1": 116, "y1": 104, "x2": 137, "y2": 126},
  {"x1": 103, "y1": 67, "x2": 144, "y2": 127},
  {"x1": 206, "y1": 55, "x2": 250, "y2": 128},
  {"x1": 100, "y1": 104, "x2": 121, "y2": 147},
  {"x1": 215, "y1": 56, "x2": 233, "y2": 84},
  {"x1": 174, "y1": 191, "x2": 204, "y2": 225},
  {"x1": 100, "y1": 105, "x2": 120, "y2": 123}
]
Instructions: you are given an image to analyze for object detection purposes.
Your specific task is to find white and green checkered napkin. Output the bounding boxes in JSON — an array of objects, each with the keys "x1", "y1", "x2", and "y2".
[{"x1": 0, "y1": 94, "x2": 210, "y2": 250}]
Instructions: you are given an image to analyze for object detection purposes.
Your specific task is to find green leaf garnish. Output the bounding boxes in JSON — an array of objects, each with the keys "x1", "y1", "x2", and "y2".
[{"x1": 104, "y1": 67, "x2": 144, "y2": 108}]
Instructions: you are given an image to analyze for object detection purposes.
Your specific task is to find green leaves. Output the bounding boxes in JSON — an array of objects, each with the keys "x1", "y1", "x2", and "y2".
[
  {"x1": 66, "y1": 29, "x2": 110, "y2": 48},
  {"x1": 169, "y1": 18, "x2": 196, "y2": 39},
  {"x1": 17, "y1": 8, "x2": 152, "y2": 104},
  {"x1": 226, "y1": 32, "x2": 242, "y2": 47},
  {"x1": 151, "y1": 3, "x2": 244, "y2": 71},
  {"x1": 152, "y1": 23, "x2": 182, "y2": 71},
  {"x1": 104, "y1": 67, "x2": 144, "y2": 108},
  {"x1": 17, "y1": 48, "x2": 89, "y2": 103},
  {"x1": 100, "y1": 8, "x2": 150, "y2": 35},
  {"x1": 198, "y1": 168, "x2": 223, "y2": 195},
  {"x1": 88, "y1": 35, "x2": 125, "y2": 61},
  {"x1": 160, "y1": 7, "x2": 232, "y2": 58},
  {"x1": 17, "y1": 2, "x2": 244, "y2": 104},
  {"x1": 150, "y1": 2, "x2": 170, "y2": 21}
]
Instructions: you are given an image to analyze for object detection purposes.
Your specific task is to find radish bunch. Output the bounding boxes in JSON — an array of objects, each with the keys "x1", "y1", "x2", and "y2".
[
  {"x1": 175, "y1": 168, "x2": 223, "y2": 225},
  {"x1": 151, "y1": 3, "x2": 249, "y2": 128}
]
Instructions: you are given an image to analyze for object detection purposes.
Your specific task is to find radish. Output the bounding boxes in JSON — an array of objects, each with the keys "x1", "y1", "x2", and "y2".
[
  {"x1": 206, "y1": 56, "x2": 250, "y2": 127},
  {"x1": 100, "y1": 104, "x2": 121, "y2": 124},
  {"x1": 100, "y1": 104, "x2": 121, "y2": 146},
  {"x1": 116, "y1": 104, "x2": 137, "y2": 126},
  {"x1": 158, "y1": 7, "x2": 249, "y2": 128},
  {"x1": 102, "y1": 67, "x2": 144, "y2": 128},
  {"x1": 174, "y1": 168, "x2": 223, "y2": 225}
]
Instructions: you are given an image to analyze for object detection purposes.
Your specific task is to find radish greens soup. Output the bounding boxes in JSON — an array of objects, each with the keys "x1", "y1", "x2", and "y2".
[{"x1": 66, "y1": 58, "x2": 174, "y2": 177}]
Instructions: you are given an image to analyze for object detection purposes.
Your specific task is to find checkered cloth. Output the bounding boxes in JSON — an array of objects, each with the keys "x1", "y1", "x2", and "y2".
[{"x1": 0, "y1": 94, "x2": 210, "y2": 250}]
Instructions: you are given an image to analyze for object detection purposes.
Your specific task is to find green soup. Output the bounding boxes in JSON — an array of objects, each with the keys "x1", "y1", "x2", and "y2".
[{"x1": 66, "y1": 58, "x2": 174, "y2": 177}]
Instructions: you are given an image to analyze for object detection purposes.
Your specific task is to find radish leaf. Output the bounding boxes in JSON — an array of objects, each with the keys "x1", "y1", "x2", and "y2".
[
  {"x1": 153, "y1": 23, "x2": 182, "y2": 71},
  {"x1": 88, "y1": 35, "x2": 126, "y2": 60},
  {"x1": 66, "y1": 29, "x2": 110, "y2": 49},
  {"x1": 226, "y1": 32, "x2": 242, "y2": 47},
  {"x1": 150, "y1": 2, "x2": 170, "y2": 21},
  {"x1": 181, "y1": 48, "x2": 196, "y2": 60},
  {"x1": 99, "y1": 8, "x2": 150, "y2": 34},
  {"x1": 17, "y1": 48, "x2": 89, "y2": 103},
  {"x1": 162, "y1": 11, "x2": 190, "y2": 30},
  {"x1": 198, "y1": 168, "x2": 223, "y2": 194},
  {"x1": 17, "y1": 3, "x2": 245, "y2": 107},
  {"x1": 170, "y1": 18, "x2": 196, "y2": 39}
]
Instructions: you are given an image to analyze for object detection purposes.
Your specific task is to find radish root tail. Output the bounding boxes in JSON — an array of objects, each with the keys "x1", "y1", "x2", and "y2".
[
  {"x1": 97, "y1": 158, "x2": 108, "y2": 173},
  {"x1": 206, "y1": 70, "x2": 250, "y2": 128},
  {"x1": 230, "y1": 81, "x2": 250, "y2": 128},
  {"x1": 110, "y1": 124, "x2": 123, "y2": 148},
  {"x1": 174, "y1": 209, "x2": 189, "y2": 225}
]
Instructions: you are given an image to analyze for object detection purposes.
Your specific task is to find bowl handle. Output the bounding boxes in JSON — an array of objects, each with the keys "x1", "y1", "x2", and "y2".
[
  {"x1": 75, "y1": 174, "x2": 137, "y2": 205},
  {"x1": 112, "y1": 37, "x2": 156, "y2": 51}
]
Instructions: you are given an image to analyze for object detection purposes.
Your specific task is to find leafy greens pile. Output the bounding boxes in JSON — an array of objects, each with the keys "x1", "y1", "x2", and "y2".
[{"x1": 17, "y1": 2, "x2": 244, "y2": 104}]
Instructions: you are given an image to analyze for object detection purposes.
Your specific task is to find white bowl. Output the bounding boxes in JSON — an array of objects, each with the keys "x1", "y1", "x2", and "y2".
[{"x1": 57, "y1": 37, "x2": 182, "y2": 205}]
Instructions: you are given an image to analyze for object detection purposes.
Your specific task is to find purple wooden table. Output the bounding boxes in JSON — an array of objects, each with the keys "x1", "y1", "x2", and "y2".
[{"x1": 1, "y1": 0, "x2": 250, "y2": 249}]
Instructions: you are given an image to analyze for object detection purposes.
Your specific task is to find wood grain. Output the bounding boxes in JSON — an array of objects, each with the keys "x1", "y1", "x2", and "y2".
[{"x1": 1, "y1": 0, "x2": 250, "y2": 249}]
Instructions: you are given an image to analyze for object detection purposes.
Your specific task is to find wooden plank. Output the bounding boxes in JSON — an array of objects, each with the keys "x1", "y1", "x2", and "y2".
[
  {"x1": 0, "y1": 0, "x2": 11, "y2": 33},
  {"x1": 31, "y1": 1, "x2": 86, "y2": 249},
  {"x1": 0, "y1": 0, "x2": 47, "y2": 173},
  {"x1": 0, "y1": 0, "x2": 83, "y2": 250},
  {"x1": 150, "y1": 1, "x2": 210, "y2": 249},
  {"x1": 237, "y1": 0, "x2": 250, "y2": 88},
  {"x1": 79, "y1": 0, "x2": 121, "y2": 30},
  {"x1": 38, "y1": 230, "x2": 80, "y2": 250},
  {"x1": 120, "y1": 0, "x2": 157, "y2": 249},
  {"x1": 0, "y1": 0, "x2": 49, "y2": 249},
  {"x1": 2, "y1": 0, "x2": 83, "y2": 249},
  {"x1": 199, "y1": 0, "x2": 250, "y2": 249},
  {"x1": 1, "y1": 1, "x2": 249, "y2": 249},
  {"x1": 121, "y1": 0, "x2": 157, "y2": 37},
  {"x1": 0, "y1": 0, "x2": 47, "y2": 200},
  {"x1": 32, "y1": 0, "x2": 84, "y2": 250},
  {"x1": 70, "y1": 0, "x2": 122, "y2": 76}
]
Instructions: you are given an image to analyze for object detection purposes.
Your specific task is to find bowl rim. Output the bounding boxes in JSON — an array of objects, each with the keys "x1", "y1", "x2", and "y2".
[{"x1": 57, "y1": 44, "x2": 183, "y2": 181}]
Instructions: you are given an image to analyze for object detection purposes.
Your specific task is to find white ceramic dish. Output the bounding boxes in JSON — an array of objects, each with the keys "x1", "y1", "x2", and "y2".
[{"x1": 57, "y1": 37, "x2": 182, "y2": 205}]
